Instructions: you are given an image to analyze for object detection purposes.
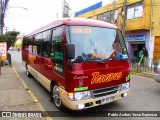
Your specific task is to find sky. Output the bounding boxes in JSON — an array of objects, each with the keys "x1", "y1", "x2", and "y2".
[{"x1": 4, "y1": 0, "x2": 102, "y2": 35}]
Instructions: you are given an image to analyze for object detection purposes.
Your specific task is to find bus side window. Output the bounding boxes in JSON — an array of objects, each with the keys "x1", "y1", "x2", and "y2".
[
  {"x1": 35, "y1": 33, "x2": 42, "y2": 56},
  {"x1": 41, "y1": 30, "x2": 51, "y2": 57},
  {"x1": 52, "y1": 41, "x2": 63, "y2": 61},
  {"x1": 51, "y1": 26, "x2": 63, "y2": 62}
]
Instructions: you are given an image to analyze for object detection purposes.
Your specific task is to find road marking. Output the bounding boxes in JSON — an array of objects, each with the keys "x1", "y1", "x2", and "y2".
[{"x1": 12, "y1": 66, "x2": 53, "y2": 120}]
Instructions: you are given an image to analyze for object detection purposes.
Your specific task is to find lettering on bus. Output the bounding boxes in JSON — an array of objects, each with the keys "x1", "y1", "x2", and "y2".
[
  {"x1": 73, "y1": 75, "x2": 89, "y2": 80},
  {"x1": 72, "y1": 27, "x2": 92, "y2": 34},
  {"x1": 91, "y1": 72, "x2": 122, "y2": 84},
  {"x1": 74, "y1": 87, "x2": 88, "y2": 91},
  {"x1": 126, "y1": 74, "x2": 130, "y2": 82}
]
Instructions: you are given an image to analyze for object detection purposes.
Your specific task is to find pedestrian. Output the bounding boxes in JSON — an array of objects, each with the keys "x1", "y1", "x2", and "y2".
[
  {"x1": 139, "y1": 49, "x2": 143, "y2": 58},
  {"x1": 138, "y1": 49, "x2": 143, "y2": 66},
  {"x1": 17, "y1": 48, "x2": 20, "y2": 52},
  {"x1": 138, "y1": 47, "x2": 148, "y2": 67},
  {"x1": 142, "y1": 47, "x2": 148, "y2": 67}
]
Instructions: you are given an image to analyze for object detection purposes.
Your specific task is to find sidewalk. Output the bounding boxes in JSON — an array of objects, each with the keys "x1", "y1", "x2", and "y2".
[
  {"x1": 0, "y1": 65, "x2": 48, "y2": 119},
  {"x1": 131, "y1": 71, "x2": 155, "y2": 79}
]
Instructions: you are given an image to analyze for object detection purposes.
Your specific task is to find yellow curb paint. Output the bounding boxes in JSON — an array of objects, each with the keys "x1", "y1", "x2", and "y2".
[
  {"x1": 12, "y1": 66, "x2": 52, "y2": 120},
  {"x1": 24, "y1": 86, "x2": 29, "y2": 90},
  {"x1": 27, "y1": 90, "x2": 38, "y2": 102},
  {"x1": 12, "y1": 66, "x2": 20, "y2": 79}
]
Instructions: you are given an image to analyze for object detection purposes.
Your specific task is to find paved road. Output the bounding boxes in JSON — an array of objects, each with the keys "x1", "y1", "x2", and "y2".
[{"x1": 10, "y1": 51, "x2": 160, "y2": 120}]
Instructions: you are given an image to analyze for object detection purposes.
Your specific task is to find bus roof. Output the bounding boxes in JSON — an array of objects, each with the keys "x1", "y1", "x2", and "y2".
[{"x1": 27, "y1": 18, "x2": 118, "y2": 36}]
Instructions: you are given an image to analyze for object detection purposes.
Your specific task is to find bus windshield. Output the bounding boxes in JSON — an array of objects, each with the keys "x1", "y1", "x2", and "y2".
[{"x1": 66, "y1": 26, "x2": 128, "y2": 62}]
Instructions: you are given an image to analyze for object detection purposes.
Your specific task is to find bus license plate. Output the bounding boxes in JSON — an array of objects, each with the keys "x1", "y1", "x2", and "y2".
[{"x1": 101, "y1": 96, "x2": 114, "y2": 104}]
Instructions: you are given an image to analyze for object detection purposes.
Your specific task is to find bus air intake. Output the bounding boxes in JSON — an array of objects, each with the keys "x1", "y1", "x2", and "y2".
[{"x1": 91, "y1": 85, "x2": 120, "y2": 98}]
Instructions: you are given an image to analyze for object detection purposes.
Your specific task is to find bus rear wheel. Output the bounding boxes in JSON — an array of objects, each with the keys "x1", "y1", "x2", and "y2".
[
  {"x1": 26, "y1": 65, "x2": 32, "y2": 77},
  {"x1": 53, "y1": 85, "x2": 65, "y2": 110}
]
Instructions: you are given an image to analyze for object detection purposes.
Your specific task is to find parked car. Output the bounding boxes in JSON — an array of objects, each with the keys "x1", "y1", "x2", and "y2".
[{"x1": 154, "y1": 60, "x2": 160, "y2": 83}]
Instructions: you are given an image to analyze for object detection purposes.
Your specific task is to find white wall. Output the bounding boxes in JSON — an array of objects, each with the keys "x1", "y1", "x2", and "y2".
[{"x1": 148, "y1": 36, "x2": 155, "y2": 67}]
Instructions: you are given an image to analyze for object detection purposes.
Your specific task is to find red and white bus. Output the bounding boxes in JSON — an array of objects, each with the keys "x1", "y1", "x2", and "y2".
[{"x1": 22, "y1": 18, "x2": 130, "y2": 110}]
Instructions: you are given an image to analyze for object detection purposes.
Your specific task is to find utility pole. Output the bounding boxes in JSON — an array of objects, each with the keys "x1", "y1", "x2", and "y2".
[
  {"x1": 3, "y1": 26, "x2": 8, "y2": 33},
  {"x1": 56, "y1": 13, "x2": 58, "y2": 18},
  {"x1": 122, "y1": 0, "x2": 127, "y2": 38},
  {"x1": 0, "y1": 0, "x2": 9, "y2": 34},
  {"x1": 150, "y1": 0, "x2": 153, "y2": 38},
  {"x1": 0, "y1": 0, "x2": 2, "y2": 34}
]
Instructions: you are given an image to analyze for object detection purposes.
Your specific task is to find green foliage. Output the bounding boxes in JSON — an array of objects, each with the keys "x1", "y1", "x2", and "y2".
[
  {"x1": 0, "y1": 31, "x2": 20, "y2": 49},
  {"x1": 23, "y1": 36, "x2": 31, "y2": 46}
]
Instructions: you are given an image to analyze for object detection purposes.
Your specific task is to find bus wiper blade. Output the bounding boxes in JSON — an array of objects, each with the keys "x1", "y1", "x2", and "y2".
[
  {"x1": 93, "y1": 60, "x2": 105, "y2": 64},
  {"x1": 120, "y1": 58, "x2": 129, "y2": 61}
]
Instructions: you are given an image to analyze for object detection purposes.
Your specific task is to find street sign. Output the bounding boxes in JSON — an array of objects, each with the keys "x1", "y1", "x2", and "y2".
[{"x1": 0, "y1": 42, "x2": 7, "y2": 62}]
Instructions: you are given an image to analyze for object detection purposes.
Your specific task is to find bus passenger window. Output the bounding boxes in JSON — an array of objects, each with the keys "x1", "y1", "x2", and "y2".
[
  {"x1": 51, "y1": 26, "x2": 63, "y2": 61},
  {"x1": 52, "y1": 41, "x2": 63, "y2": 61},
  {"x1": 35, "y1": 33, "x2": 42, "y2": 56},
  {"x1": 41, "y1": 30, "x2": 51, "y2": 57}
]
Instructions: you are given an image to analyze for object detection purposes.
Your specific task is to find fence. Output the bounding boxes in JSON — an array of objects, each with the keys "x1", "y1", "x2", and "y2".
[{"x1": 130, "y1": 57, "x2": 158, "y2": 73}]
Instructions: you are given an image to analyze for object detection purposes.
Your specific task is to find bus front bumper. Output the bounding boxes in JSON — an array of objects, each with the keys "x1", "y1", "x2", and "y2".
[{"x1": 60, "y1": 88, "x2": 130, "y2": 110}]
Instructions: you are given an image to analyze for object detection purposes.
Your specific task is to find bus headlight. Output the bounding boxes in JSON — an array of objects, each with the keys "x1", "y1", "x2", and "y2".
[
  {"x1": 121, "y1": 82, "x2": 130, "y2": 91},
  {"x1": 74, "y1": 91, "x2": 91, "y2": 101}
]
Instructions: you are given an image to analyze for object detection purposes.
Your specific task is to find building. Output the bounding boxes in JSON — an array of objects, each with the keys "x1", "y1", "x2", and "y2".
[
  {"x1": 55, "y1": 0, "x2": 70, "y2": 18},
  {"x1": 151, "y1": 0, "x2": 160, "y2": 63},
  {"x1": 75, "y1": 0, "x2": 160, "y2": 66}
]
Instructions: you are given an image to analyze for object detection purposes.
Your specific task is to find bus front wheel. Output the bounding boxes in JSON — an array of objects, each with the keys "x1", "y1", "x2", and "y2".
[{"x1": 53, "y1": 85, "x2": 65, "y2": 110}]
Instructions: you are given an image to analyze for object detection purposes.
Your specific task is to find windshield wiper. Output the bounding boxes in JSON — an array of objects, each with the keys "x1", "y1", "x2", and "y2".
[
  {"x1": 119, "y1": 58, "x2": 129, "y2": 61},
  {"x1": 89, "y1": 59, "x2": 105, "y2": 64}
]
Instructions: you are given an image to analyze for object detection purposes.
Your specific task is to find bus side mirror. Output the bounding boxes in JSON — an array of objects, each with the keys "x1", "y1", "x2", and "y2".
[{"x1": 66, "y1": 44, "x2": 75, "y2": 59}]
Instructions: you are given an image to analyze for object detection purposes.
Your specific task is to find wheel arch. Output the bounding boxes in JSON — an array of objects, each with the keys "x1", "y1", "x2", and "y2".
[{"x1": 50, "y1": 80, "x2": 56, "y2": 102}]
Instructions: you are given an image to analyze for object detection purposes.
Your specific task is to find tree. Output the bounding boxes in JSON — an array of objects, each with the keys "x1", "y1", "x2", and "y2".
[{"x1": 0, "y1": 31, "x2": 20, "y2": 50}]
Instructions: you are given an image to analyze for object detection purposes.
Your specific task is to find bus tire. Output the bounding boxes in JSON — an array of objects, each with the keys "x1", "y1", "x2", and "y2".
[
  {"x1": 53, "y1": 85, "x2": 66, "y2": 110},
  {"x1": 26, "y1": 65, "x2": 32, "y2": 77}
]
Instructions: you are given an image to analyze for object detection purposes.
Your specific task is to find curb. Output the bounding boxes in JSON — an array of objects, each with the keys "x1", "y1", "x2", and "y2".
[
  {"x1": 131, "y1": 72, "x2": 154, "y2": 79},
  {"x1": 12, "y1": 66, "x2": 52, "y2": 120}
]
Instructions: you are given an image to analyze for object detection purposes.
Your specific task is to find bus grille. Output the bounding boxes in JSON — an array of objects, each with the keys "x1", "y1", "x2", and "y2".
[{"x1": 91, "y1": 85, "x2": 120, "y2": 98}]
